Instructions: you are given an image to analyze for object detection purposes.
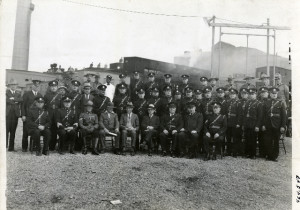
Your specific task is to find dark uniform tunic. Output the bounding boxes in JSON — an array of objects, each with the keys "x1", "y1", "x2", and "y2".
[
  {"x1": 93, "y1": 95, "x2": 111, "y2": 116},
  {"x1": 195, "y1": 99, "x2": 203, "y2": 114},
  {"x1": 27, "y1": 106, "x2": 51, "y2": 153},
  {"x1": 113, "y1": 94, "x2": 131, "y2": 118},
  {"x1": 56, "y1": 108, "x2": 78, "y2": 152},
  {"x1": 44, "y1": 91, "x2": 61, "y2": 150},
  {"x1": 180, "y1": 97, "x2": 195, "y2": 116},
  {"x1": 178, "y1": 83, "x2": 193, "y2": 96},
  {"x1": 6, "y1": 89, "x2": 22, "y2": 150},
  {"x1": 21, "y1": 90, "x2": 43, "y2": 151},
  {"x1": 262, "y1": 98, "x2": 287, "y2": 160},
  {"x1": 203, "y1": 113, "x2": 227, "y2": 155},
  {"x1": 130, "y1": 79, "x2": 144, "y2": 101},
  {"x1": 133, "y1": 98, "x2": 148, "y2": 149},
  {"x1": 201, "y1": 97, "x2": 214, "y2": 120},
  {"x1": 224, "y1": 99, "x2": 239, "y2": 155},
  {"x1": 68, "y1": 90, "x2": 82, "y2": 113},
  {"x1": 159, "y1": 112, "x2": 183, "y2": 153},
  {"x1": 160, "y1": 96, "x2": 175, "y2": 115},
  {"x1": 115, "y1": 82, "x2": 130, "y2": 97},
  {"x1": 145, "y1": 81, "x2": 159, "y2": 99},
  {"x1": 215, "y1": 97, "x2": 227, "y2": 115},
  {"x1": 243, "y1": 99, "x2": 263, "y2": 158},
  {"x1": 148, "y1": 97, "x2": 163, "y2": 117}
]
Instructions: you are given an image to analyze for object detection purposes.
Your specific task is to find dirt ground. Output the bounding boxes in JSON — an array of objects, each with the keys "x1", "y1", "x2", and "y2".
[{"x1": 6, "y1": 119, "x2": 292, "y2": 210}]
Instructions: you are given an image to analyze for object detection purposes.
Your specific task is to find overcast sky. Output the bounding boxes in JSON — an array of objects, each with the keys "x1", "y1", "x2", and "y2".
[{"x1": 0, "y1": 0, "x2": 294, "y2": 72}]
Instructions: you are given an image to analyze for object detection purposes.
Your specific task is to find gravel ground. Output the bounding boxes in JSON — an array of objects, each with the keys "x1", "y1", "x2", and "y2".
[{"x1": 6, "y1": 119, "x2": 292, "y2": 210}]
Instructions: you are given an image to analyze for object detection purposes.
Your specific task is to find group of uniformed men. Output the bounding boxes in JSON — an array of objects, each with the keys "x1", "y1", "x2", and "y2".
[{"x1": 6, "y1": 70, "x2": 289, "y2": 161}]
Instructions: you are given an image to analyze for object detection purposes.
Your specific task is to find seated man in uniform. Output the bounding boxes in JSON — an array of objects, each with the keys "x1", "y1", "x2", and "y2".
[
  {"x1": 159, "y1": 102, "x2": 183, "y2": 157},
  {"x1": 120, "y1": 102, "x2": 139, "y2": 156},
  {"x1": 56, "y1": 96, "x2": 78, "y2": 155},
  {"x1": 178, "y1": 102, "x2": 203, "y2": 159},
  {"x1": 27, "y1": 97, "x2": 51, "y2": 156},
  {"x1": 79, "y1": 100, "x2": 99, "y2": 155},
  {"x1": 99, "y1": 102, "x2": 120, "y2": 154},
  {"x1": 203, "y1": 102, "x2": 227, "y2": 160},
  {"x1": 141, "y1": 104, "x2": 160, "y2": 156}
]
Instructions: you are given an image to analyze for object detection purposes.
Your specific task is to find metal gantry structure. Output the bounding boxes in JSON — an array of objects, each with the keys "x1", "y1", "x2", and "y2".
[{"x1": 203, "y1": 16, "x2": 290, "y2": 85}]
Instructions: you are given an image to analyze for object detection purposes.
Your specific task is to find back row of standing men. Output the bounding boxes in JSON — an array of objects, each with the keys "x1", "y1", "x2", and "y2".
[{"x1": 6, "y1": 71, "x2": 289, "y2": 160}]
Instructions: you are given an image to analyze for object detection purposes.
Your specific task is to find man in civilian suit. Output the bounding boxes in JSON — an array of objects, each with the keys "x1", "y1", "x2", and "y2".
[
  {"x1": 6, "y1": 79, "x2": 22, "y2": 151},
  {"x1": 99, "y1": 102, "x2": 120, "y2": 154},
  {"x1": 120, "y1": 102, "x2": 139, "y2": 156},
  {"x1": 21, "y1": 80, "x2": 43, "y2": 152}
]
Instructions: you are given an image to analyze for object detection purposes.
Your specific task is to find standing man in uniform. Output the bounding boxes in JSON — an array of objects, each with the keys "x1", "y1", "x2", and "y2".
[
  {"x1": 174, "y1": 90, "x2": 182, "y2": 114},
  {"x1": 68, "y1": 80, "x2": 82, "y2": 113},
  {"x1": 104, "y1": 75, "x2": 115, "y2": 102},
  {"x1": 241, "y1": 76, "x2": 256, "y2": 90},
  {"x1": 6, "y1": 79, "x2": 22, "y2": 151},
  {"x1": 203, "y1": 102, "x2": 227, "y2": 160},
  {"x1": 224, "y1": 88, "x2": 239, "y2": 157},
  {"x1": 159, "y1": 102, "x2": 183, "y2": 157},
  {"x1": 27, "y1": 97, "x2": 51, "y2": 156},
  {"x1": 180, "y1": 87, "x2": 195, "y2": 117},
  {"x1": 236, "y1": 88, "x2": 249, "y2": 156},
  {"x1": 91, "y1": 74, "x2": 102, "y2": 95},
  {"x1": 80, "y1": 82, "x2": 94, "y2": 112},
  {"x1": 224, "y1": 76, "x2": 237, "y2": 98},
  {"x1": 115, "y1": 73, "x2": 130, "y2": 97},
  {"x1": 99, "y1": 102, "x2": 121, "y2": 154},
  {"x1": 130, "y1": 71, "x2": 144, "y2": 101},
  {"x1": 201, "y1": 86, "x2": 214, "y2": 121},
  {"x1": 160, "y1": 85, "x2": 174, "y2": 115},
  {"x1": 208, "y1": 77, "x2": 218, "y2": 99},
  {"x1": 215, "y1": 87, "x2": 227, "y2": 115},
  {"x1": 44, "y1": 80, "x2": 61, "y2": 151},
  {"x1": 147, "y1": 87, "x2": 163, "y2": 117},
  {"x1": 178, "y1": 75, "x2": 192, "y2": 96},
  {"x1": 133, "y1": 89, "x2": 148, "y2": 150},
  {"x1": 257, "y1": 87, "x2": 269, "y2": 158},
  {"x1": 93, "y1": 85, "x2": 111, "y2": 117},
  {"x1": 145, "y1": 72, "x2": 159, "y2": 100},
  {"x1": 199, "y1": 77, "x2": 209, "y2": 92},
  {"x1": 56, "y1": 96, "x2": 78, "y2": 155},
  {"x1": 243, "y1": 88, "x2": 263, "y2": 159},
  {"x1": 160, "y1": 74, "x2": 176, "y2": 95},
  {"x1": 262, "y1": 87, "x2": 287, "y2": 161},
  {"x1": 79, "y1": 100, "x2": 99, "y2": 155},
  {"x1": 113, "y1": 84, "x2": 131, "y2": 118},
  {"x1": 274, "y1": 73, "x2": 289, "y2": 109},
  {"x1": 21, "y1": 79, "x2": 42, "y2": 152}
]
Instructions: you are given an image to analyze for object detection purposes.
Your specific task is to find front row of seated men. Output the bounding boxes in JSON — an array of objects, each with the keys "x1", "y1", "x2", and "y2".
[{"x1": 28, "y1": 86, "x2": 285, "y2": 162}]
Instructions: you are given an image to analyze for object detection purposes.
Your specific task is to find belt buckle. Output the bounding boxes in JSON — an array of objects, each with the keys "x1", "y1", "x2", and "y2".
[{"x1": 270, "y1": 113, "x2": 273, "y2": 117}]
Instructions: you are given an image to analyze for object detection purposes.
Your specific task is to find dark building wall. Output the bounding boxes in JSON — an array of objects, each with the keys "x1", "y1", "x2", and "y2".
[{"x1": 123, "y1": 56, "x2": 211, "y2": 88}]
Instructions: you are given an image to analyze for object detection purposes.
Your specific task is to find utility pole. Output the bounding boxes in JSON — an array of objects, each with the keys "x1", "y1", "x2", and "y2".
[
  {"x1": 218, "y1": 27, "x2": 222, "y2": 80},
  {"x1": 246, "y1": 35, "x2": 249, "y2": 76},
  {"x1": 266, "y1": 18, "x2": 270, "y2": 76},
  {"x1": 210, "y1": 16, "x2": 216, "y2": 77},
  {"x1": 272, "y1": 30, "x2": 276, "y2": 85}
]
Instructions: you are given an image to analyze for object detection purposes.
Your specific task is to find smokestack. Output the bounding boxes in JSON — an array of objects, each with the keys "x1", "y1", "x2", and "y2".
[{"x1": 11, "y1": 0, "x2": 34, "y2": 70}]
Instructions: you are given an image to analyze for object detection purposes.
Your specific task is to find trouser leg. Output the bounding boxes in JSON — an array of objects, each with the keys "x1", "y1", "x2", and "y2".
[
  {"x1": 22, "y1": 121, "x2": 29, "y2": 150},
  {"x1": 177, "y1": 132, "x2": 186, "y2": 154},
  {"x1": 264, "y1": 130, "x2": 272, "y2": 159},
  {"x1": 41, "y1": 129, "x2": 51, "y2": 153},
  {"x1": 8, "y1": 114, "x2": 18, "y2": 151},
  {"x1": 31, "y1": 129, "x2": 41, "y2": 152},
  {"x1": 68, "y1": 130, "x2": 76, "y2": 152},
  {"x1": 271, "y1": 128, "x2": 280, "y2": 160},
  {"x1": 57, "y1": 129, "x2": 66, "y2": 153},
  {"x1": 99, "y1": 130, "x2": 107, "y2": 150},
  {"x1": 129, "y1": 130, "x2": 136, "y2": 149},
  {"x1": 258, "y1": 130, "x2": 266, "y2": 157},
  {"x1": 171, "y1": 133, "x2": 178, "y2": 152},
  {"x1": 226, "y1": 127, "x2": 233, "y2": 155},
  {"x1": 160, "y1": 132, "x2": 167, "y2": 152}
]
